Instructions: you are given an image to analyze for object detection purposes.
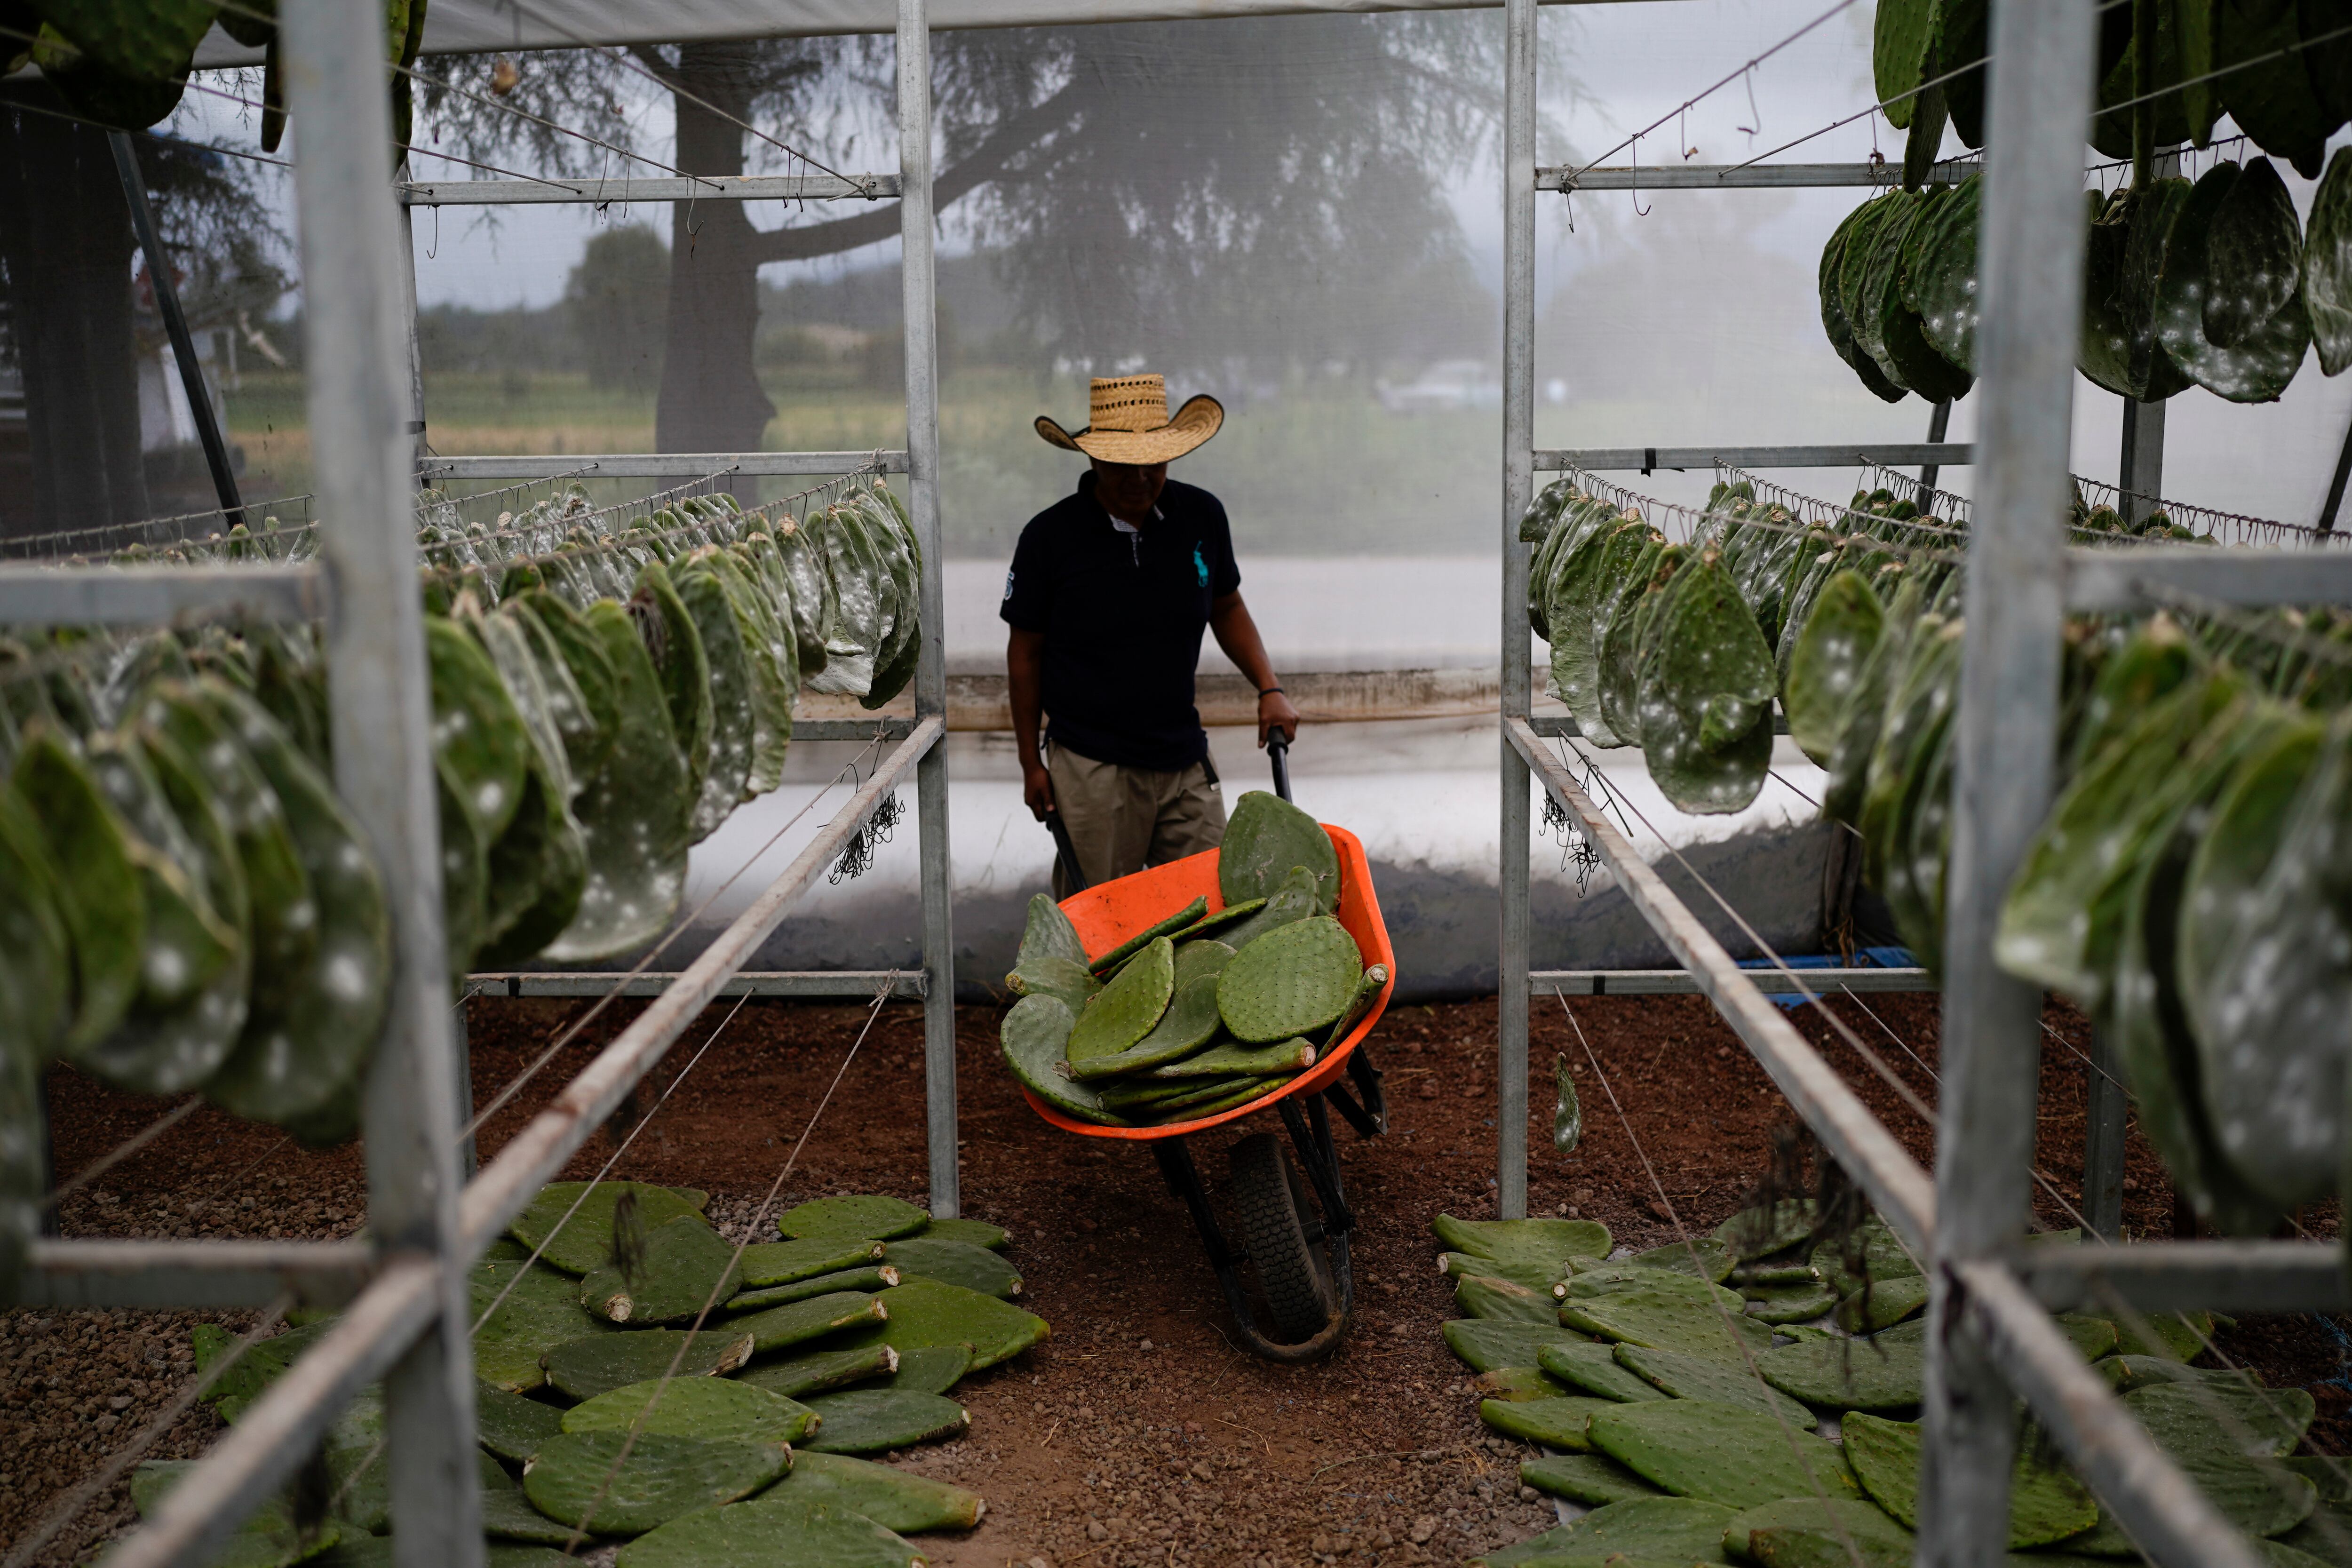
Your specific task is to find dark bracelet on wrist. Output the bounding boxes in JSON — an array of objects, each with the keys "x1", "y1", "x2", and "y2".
[{"x1": 1258, "y1": 685, "x2": 1284, "y2": 697}]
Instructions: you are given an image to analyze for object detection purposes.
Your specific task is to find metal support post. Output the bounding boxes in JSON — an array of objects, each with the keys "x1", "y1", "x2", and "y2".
[
  {"x1": 2319, "y1": 411, "x2": 2352, "y2": 535},
  {"x1": 108, "y1": 132, "x2": 244, "y2": 526},
  {"x1": 899, "y1": 0, "x2": 956, "y2": 1220},
  {"x1": 2119, "y1": 397, "x2": 2165, "y2": 526},
  {"x1": 2081, "y1": 1023, "x2": 2126, "y2": 1240},
  {"x1": 397, "y1": 161, "x2": 428, "y2": 471},
  {"x1": 1920, "y1": 398, "x2": 1952, "y2": 499},
  {"x1": 1497, "y1": 0, "x2": 1537, "y2": 1222},
  {"x1": 454, "y1": 990, "x2": 477, "y2": 1180},
  {"x1": 1918, "y1": 0, "x2": 2096, "y2": 1554},
  {"x1": 281, "y1": 0, "x2": 481, "y2": 1562}
]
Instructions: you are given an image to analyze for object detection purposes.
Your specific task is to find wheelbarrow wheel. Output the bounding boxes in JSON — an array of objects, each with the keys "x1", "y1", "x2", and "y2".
[{"x1": 1229, "y1": 1131, "x2": 1337, "y2": 1342}]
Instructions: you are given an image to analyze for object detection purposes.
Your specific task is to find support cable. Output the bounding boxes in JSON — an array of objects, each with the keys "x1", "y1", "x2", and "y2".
[
  {"x1": 554, "y1": 978, "x2": 898, "y2": 1556},
  {"x1": 1553, "y1": 991, "x2": 1870, "y2": 1568}
]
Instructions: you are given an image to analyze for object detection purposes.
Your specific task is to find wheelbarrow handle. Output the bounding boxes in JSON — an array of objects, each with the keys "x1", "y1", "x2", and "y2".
[
  {"x1": 1267, "y1": 732, "x2": 1293, "y2": 803},
  {"x1": 1046, "y1": 807, "x2": 1089, "y2": 894}
]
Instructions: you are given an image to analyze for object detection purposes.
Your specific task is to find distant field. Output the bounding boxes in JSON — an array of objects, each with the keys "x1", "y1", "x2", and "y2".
[{"x1": 217, "y1": 366, "x2": 1502, "y2": 556}]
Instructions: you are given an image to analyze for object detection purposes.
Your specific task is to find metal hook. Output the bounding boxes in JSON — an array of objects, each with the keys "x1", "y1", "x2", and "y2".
[
  {"x1": 1629, "y1": 134, "x2": 1651, "y2": 217},
  {"x1": 1738, "y1": 64, "x2": 1762, "y2": 138}
]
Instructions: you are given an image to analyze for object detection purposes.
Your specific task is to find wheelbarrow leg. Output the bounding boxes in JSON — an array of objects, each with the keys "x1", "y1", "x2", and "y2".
[
  {"x1": 1324, "y1": 1044, "x2": 1388, "y2": 1138},
  {"x1": 1151, "y1": 1135, "x2": 1351, "y2": 1363},
  {"x1": 1278, "y1": 1097, "x2": 1358, "y2": 1329}
]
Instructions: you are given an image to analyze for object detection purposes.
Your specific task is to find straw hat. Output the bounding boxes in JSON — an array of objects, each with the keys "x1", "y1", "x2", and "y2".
[{"x1": 1035, "y1": 374, "x2": 1223, "y2": 465}]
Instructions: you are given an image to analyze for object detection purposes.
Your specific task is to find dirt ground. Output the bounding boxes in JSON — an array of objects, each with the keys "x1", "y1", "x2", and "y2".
[{"x1": 8, "y1": 988, "x2": 2349, "y2": 1567}]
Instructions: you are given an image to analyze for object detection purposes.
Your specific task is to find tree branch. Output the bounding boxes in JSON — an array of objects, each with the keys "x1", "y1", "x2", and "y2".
[{"x1": 743, "y1": 80, "x2": 1083, "y2": 266}]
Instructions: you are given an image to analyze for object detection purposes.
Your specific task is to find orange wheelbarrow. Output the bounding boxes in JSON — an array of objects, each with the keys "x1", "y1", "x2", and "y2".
[{"x1": 1029, "y1": 738, "x2": 1392, "y2": 1360}]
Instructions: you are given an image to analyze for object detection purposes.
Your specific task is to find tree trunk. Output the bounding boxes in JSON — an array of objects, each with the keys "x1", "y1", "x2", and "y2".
[
  {"x1": 0, "y1": 94, "x2": 151, "y2": 541},
  {"x1": 655, "y1": 44, "x2": 776, "y2": 469}
]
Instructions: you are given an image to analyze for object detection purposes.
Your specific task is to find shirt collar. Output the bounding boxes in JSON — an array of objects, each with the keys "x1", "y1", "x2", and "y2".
[{"x1": 1078, "y1": 470, "x2": 1161, "y2": 533}]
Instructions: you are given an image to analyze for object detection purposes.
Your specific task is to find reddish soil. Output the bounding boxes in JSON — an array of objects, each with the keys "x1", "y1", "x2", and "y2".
[{"x1": 8, "y1": 990, "x2": 2347, "y2": 1567}]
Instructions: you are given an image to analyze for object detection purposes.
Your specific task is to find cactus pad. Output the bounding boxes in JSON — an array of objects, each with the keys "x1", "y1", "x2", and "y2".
[
  {"x1": 1841, "y1": 1412, "x2": 2097, "y2": 1547},
  {"x1": 884, "y1": 1344, "x2": 973, "y2": 1396},
  {"x1": 1712, "y1": 1200, "x2": 1817, "y2": 1260},
  {"x1": 737, "y1": 1343, "x2": 898, "y2": 1400},
  {"x1": 477, "y1": 1381, "x2": 566, "y2": 1462},
  {"x1": 763, "y1": 1449, "x2": 984, "y2": 1531},
  {"x1": 1176, "y1": 897, "x2": 1267, "y2": 943},
  {"x1": 1142, "y1": 1037, "x2": 1314, "y2": 1080},
  {"x1": 777, "y1": 1194, "x2": 929, "y2": 1242},
  {"x1": 472, "y1": 1258, "x2": 620, "y2": 1394},
  {"x1": 1217, "y1": 865, "x2": 1325, "y2": 951},
  {"x1": 1474, "y1": 1366, "x2": 1575, "y2": 1401},
  {"x1": 481, "y1": 1448, "x2": 576, "y2": 1545},
  {"x1": 1442, "y1": 1319, "x2": 1593, "y2": 1373},
  {"x1": 1559, "y1": 1272, "x2": 1772, "y2": 1362},
  {"x1": 509, "y1": 1182, "x2": 709, "y2": 1275},
  {"x1": 2128, "y1": 1381, "x2": 2313, "y2": 1459},
  {"x1": 1454, "y1": 1273, "x2": 1559, "y2": 1324},
  {"x1": 2058, "y1": 1313, "x2": 2120, "y2": 1360},
  {"x1": 1834, "y1": 1275, "x2": 1930, "y2": 1334},
  {"x1": 1069, "y1": 972, "x2": 1223, "y2": 1080},
  {"x1": 1216, "y1": 916, "x2": 1362, "y2": 1043},
  {"x1": 1173, "y1": 937, "x2": 1238, "y2": 987},
  {"x1": 1478, "y1": 1395, "x2": 1617, "y2": 1450},
  {"x1": 737, "y1": 1236, "x2": 889, "y2": 1289},
  {"x1": 1754, "y1": 1332, "x2": 1923, "y2": 1411},
  {"x1": 580, "y1": 1215, "x2": 742, "y2": 1324},
  {"x1": 999, "y1": 994, "x2": 1123, "y2": 1124},
  {"x1": 1535, "y1": 1496, "x2": 1742, "y2": 1564},
  {"x1": 1589, "y1": 1400, "x2": 1859, "y2": 1508},
  {"x1": 523, "y1": 1431, "x2": 791, "y2": 1536},
  {"x1": 728, "y1": 1291, "x2": 887, "y2": 1354},
  {"x1": 2098, "y1": 1307, "x2": 2216, "y2": 1362},
  {"x1": 1722, "y1": 1497, "x2": 1915, "y2": 1565},
  {"x1": 615, "y1": 1498, "x2": 924, "y2": 1568},
  {"x1": 1440, "y1": 1252, "x2": 1567, "y2": 1292},
  {"x1": 1740, "y1": 1280, "x2": 1842, "y2": 1325},
  {"x1": 915, "y1": 1218, "x2": 1009, "y2": 1251},
  {"x1": 1068, "y1": 936, "x2": 1176, "y2": 1060},
  {"x1": 801, "y1": 1389, "x2": 970, "y2": 1452},
  {"x1": 828, "y1": 1276, "x2": 1049, "y2": 1370},
  {"x1": 882, "y1": 1237, "x2": 1022, "y2": 1299},
  {"x1": 1432, "y1": 1215, "x2": 1613, "y2": 1267},
  {"x1": 541, "y1": 1329, "x2": 755, "y2": 1401},
  {"x1": 727, "y1": 1265, "x2": 899, "y2": 1312},
  {"x1": 1612, "y1": 1343, "x2": 1818, "y2": 1429},
  {"x1": 1629, "y1": 1238, "x2": 1735, "y2": 1282},
  {"x1": 129, "y1": 1459, "x2": 343, "y2": 1561},
  {"x1": 1090, "y1": 896, "x2": 1208, "y2": 975},
  {"x1": 1015, "y1": 891, "x2": 1086, "y2": 969},
  {"x1": 1519, "y1": 1451, "x2": 1669, "y2": 1506},
  {"x1": 561, "y1": 1377, "x2": 817, "y2": 1445},
  {"x1": 1537, "y1": 1340, "x2": 1671, "y2": 1403},
  {"x1": 1006, "y1": 953, "x2": 1099, "y2": 1014},
  {"x1": 1219, "y1": 790, "x2": 1340, "y2": 911}
]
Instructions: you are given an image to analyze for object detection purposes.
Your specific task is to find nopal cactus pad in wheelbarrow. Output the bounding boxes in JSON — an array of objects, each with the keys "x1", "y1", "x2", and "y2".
[
  {"x1": 1067, "y1": 935, "x2": 1176, "y2": 1061},
  {"x1": 1219, "y1": 789, "x2": 1339, "y2": 911},
  {"x1": 1216, "y1": 915, "x2": 1361, "y2": 1043}
]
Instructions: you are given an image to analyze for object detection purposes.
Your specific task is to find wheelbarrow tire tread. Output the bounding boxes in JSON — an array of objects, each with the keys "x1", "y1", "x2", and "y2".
[{"x1": 1229, "y1": 1132, "x2": 1336, "y2": 1344}]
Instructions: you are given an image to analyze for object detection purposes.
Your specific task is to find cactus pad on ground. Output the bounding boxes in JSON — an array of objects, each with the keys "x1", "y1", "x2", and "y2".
[
  {"x1": 615, "y1": 1498, "x2": 925, "y2": 1568},
  {"x1": 1519, "y1": 1451, "x2": 1669, "y2": 1506},
  {"x1": 762, "y1": 1449, "x2": 985, "y2": 1532},
  {"x1": 580, "y1": 1214, "x2": 743, "y2": 1324},
  {"x1": 727, "y1": 1291, "x2": 887, "y2": 1354},
  {"x1": 1454, "y1": 1272, "x2": 1561, "y2": 1324},
  {"x1": 1589, "y1": 1400, "x2": 1859, "y2": 1508},
  {"x1": 1754, "y1": 1331, "x2": 1923, "y2": 1411},
  {"x1": 1432, "y1": 1214, "x2": 1613, "y2": 1266},
  {"x1": 800, "y1": 1389, "x2": 971, "y2": 1452},
  {"x1": 1538, "y1": 1340, "x2": 1672, "y2": 1403},
  {"x1": 736, "y1": 1237, "x2": 888, "y2": 1289},
  {"x1": 1612, "y1": 1343, "x2": 1818, "y2": 1428},
  {"x1": 560, "y1": 1377, "x2": 817, "y2": 1446},
  {"x1": 776, "y1": 1194, "x2": 929, "y2": 1242},
  {"x1": 541, "y1": 1328, "x2": 755, "y2": 1401},
  {"x1": 477, "y1": 1381, "x2": 566, "y2": 1463},
  {"x1": 1841, "y1": 1412, "x2": 2098, "y2": 1547},
  {"x1": 509, "y1": 1182, "x2": 708, "y2": 1275},
  {"x1": 727, "y1": 1265, "x2": 899, "y2": 1313},
  {"x1": 881, "y1": 1236, "x2": 1023, "y2": 1300},
  {"x1": 735, "y1": 1343, "x2": 899, "y2": 1400},
  {"x1": 521, "y1": 1431, "x2": 791, "y2": 1536},
  {"x1": 827, "y1": 1276, "x2": 1049, "y2": 1370},
  {"x1": 1478, "y1": 1395, "x2": 1618, "y2": 1450},
  {"x1": 1442, "y1": 1318, "x2": 1594, "y2": 1373},
  {"x1": 883, "y1": 1344, "x2": 973, "y2": 1396}
]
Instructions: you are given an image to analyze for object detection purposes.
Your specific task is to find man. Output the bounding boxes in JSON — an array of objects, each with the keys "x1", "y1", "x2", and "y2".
[{"x1": 1002, "y1": 373, "x2": 1301, "y2": 896}]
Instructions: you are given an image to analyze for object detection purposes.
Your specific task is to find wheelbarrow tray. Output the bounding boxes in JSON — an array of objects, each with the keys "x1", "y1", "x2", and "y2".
[{"x1": 1016, "y1": 822, "x2": 1394, "y2": 1139}]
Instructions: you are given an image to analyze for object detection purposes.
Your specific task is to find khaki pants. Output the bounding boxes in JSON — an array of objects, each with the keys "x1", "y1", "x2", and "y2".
[{"x1": 1048, "y1": 743, "x2": 1227, "y2": 899}]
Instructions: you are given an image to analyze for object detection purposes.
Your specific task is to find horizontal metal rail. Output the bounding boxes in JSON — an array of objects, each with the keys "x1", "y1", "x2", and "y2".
[
  {"x1": 1536, "y1": 443, "x2": 1974, "y2": 473},
  {"x1": 795, "y1": 717, "x2": 920, "y2": 742},
  {"x1": 1532, "y1": 966, "x2": 1934, "y2": 995},
  {"x1": 1524, "y1": 711, "x2": 1791, "y2": 737},
  {"x1": 2017, "y1": 1239, "x2": 2349, "y2": 1314},
  {"x1": 417, "y1": 452, "x2": 910, "y2": 481},
  {"x1": 400, "y1": 174, "x2": 900, "y2": 206},
  {"x1": 471, "y1": 968, "x2": 925, "y2": 1000},
  {"x1": 12, "y1": 1238, "x2": 373, "y2": 1309},
  {"x1": 1507, "y1": 716, "x2": 1937, "y2": 1254},
  {"x1": 103, "y1": 1254, "x2": 442, "y2": 1568},
  {"x1": 1538, "y1": 160, "x2": 1978, "y2": 191},
  {"x1": 1955, "y1": 1258, "x2": 2265, "y2": 1568},
  {"x1": 2064, "y1": 544, "x2": 2352, "y2": 612},
  {"x1": 0, "y1": 562, "x2": 325, "y2": 627},
  {"x1": 457, "y1": 716, "x2": 941, "y2": 1254}
]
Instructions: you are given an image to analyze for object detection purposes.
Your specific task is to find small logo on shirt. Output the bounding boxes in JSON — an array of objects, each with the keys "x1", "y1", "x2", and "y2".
[
  {"x1": 1193, "y1": 546, "x2": 1208, "y2": 588},
  {"x1": 1002, "y1": 569, "x2": 1016, "y2": 602}
]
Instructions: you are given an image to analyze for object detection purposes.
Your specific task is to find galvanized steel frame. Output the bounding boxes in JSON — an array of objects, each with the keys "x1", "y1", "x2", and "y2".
[
  {"x1": 19, "y1": 0, "x2": 957, "y2": 1561},
  {"x1": 1497, "y1": 2, "x2": 2335, "y2": 1564}
]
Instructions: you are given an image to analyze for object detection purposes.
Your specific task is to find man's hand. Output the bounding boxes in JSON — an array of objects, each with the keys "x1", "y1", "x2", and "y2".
[
  {"x1": 1023, "y1": 761, "x2": 1056, "y2": 822},
  {"x1": 1258, "y1": 688, "x2": 1302, "y2": 748}
]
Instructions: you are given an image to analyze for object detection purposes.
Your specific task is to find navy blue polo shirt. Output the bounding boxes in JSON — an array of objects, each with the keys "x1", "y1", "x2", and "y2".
[{"x1": 1000, "y1": 471, "x2": 1242, "y2": 771}]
